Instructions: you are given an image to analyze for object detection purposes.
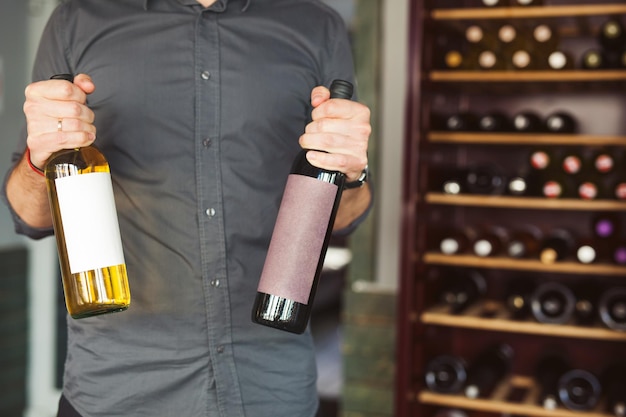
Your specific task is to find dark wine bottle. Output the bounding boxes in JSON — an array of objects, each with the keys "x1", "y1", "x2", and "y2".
[
  {"x1": 573, "y1": 280, "x2": 601, "y2": 325},
  {"x1": 575, "y1": 240, "x2": 601, "y2": 264},
  {"x1": 602, "y1": 363, "x2": 626, "y2": 417},
  {"x1": 464, "y1": 343, "x2": 514, "y2": 399},
  {"x1": 445, "y1": 112, "x2": 479, "y2": 131},
  {"x1": 506, "y1": 175, "x2": 529, "y2": 196},
  {"x1": 528, "y1": 147, "x2": 555, "y2": 171},
  {"x1": 600, "y1": 19, "x2": 626, "y2": 52},
  {"x1": 581, "y1": 49, "x2": 609, "y2": 70},
  {"x1": 558, "y1": 369, "x2": 602, "y2": 411},
  {"x1": 478, "y1": 112, "x2": 512, "y2": 132},
  {"x1": 513, "y1": 111, "x2": 545, "y2": 133},
  {"x1": 532, "y1": 24, "x2": 558, "y2": 54},
  {"x1": 515, "y1": 0, "x2": 543, "y2": 5},
  {"x1": 439, "y1": 270, "x2": 487, "y2": 314},
  {"x1": 465, "y1": 164, "x2": 506, "y2": 195},
  {"x1": 506, "y1": 224, "x2": 542, "y2": 259},
  {"x1": 473, "y1": 225, "x2": 508, "y2": 257},
  {"x1": 592, "y1": 148, "x2": 617, "y2": 176},
  {"x1": 424, "y1": 354, "x2": 468, "y2": 394},
  {"x1": 545, "y1": 111, "x2": 578, "y2": 134},
  {"x1": 547, "y1": 50, "x2": 574, "y2": 70},
  {"x1": 481, "y1": 0, "x2": 509, "y2": 6},
  {"x1": 530, "y1": 281, "x2": 576, "y2": 324},
  {"x1": 477, "y1": 50, "x2": 504, "y2": 70},
  {"x1": 610, "y1": 171, "x2": 626, "y2": 200},
  {"x1": 599, "y1": 287, "x2": 626, "y2": 331},
  {"x1": 593, "y1": 212, "x2": 620, "y2": 241},
  {"x1": 560, "y1": 150, "x2": 584, "y2": 177},
  {"x1": 614, "y1": 242, "x2": 626, "y2": 266},
  {"x1": 438, "y1": 227, "x2": 478, "y2": 255},
  {"x1": 539, "y1": 229, "x2": 574, "y2": 263},
  {"x1": 505, "y1": 278, "x2": 535, "y2": 320},
  {"x1": 541, "y1": 174, "x2": 576, "y2": 199},
  {"x1": 535, "y1": 353, "x2": 570, "y2": 409},
  {"x1": 252, "y1": 80, "x2": 353, "y2": 334}
]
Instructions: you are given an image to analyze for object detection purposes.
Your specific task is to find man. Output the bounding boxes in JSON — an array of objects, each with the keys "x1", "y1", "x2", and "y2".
[{"x1": 2, "y1": 0, "x2": 372, "y2": 416}]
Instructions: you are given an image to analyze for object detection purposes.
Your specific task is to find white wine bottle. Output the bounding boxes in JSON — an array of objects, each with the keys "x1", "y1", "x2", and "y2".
[
  {"x1": 252, "y1": 80, "x2": 354, "y2": 334},
  {"x1": 46, "y1": 74, "x2": 130, "y2": 319}
]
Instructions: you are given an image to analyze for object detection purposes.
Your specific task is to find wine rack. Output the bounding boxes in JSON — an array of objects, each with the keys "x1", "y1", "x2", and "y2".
[{"x1": 396, "y1": 1, "x2": 626, "y2": 417}]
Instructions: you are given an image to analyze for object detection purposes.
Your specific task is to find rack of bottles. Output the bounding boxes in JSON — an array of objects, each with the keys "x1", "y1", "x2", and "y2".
[{"x1": 396, "y1": 1, "x2": 626, "y2": 417}]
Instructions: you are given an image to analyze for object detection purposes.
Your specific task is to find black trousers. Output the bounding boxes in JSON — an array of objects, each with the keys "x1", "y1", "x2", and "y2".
[{"x1": 57, "y1": 395, "x2": 83, "y2": 417}]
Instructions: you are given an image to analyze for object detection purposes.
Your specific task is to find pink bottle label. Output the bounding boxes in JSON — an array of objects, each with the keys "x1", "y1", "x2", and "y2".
[{"x1": 257, "y1": 174, "x2": 338, "y2": 304}]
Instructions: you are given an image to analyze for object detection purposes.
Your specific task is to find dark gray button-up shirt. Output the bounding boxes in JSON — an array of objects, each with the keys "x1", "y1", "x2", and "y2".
[{"x1": 2, "y1": 0, "x2": 361, "y2": 415}]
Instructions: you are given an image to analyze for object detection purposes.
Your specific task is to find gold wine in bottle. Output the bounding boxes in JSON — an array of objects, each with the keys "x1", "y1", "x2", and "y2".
[{"x1": 46, "y1": 74, "x2": 130, "y2": 319}]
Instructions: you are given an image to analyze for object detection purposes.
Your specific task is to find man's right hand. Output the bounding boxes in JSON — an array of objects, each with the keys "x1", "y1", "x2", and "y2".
[{"x1": 24, "y1": 73, "x2": 97, "y2": 171}]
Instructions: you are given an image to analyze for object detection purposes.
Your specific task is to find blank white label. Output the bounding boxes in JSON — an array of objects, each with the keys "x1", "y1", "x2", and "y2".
[{"x1": 55, "y1": 172, "x2": 125, "y2": 274}]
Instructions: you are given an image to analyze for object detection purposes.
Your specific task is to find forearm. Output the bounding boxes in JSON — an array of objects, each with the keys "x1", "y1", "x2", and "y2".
[
  {"x1": 333, "y1": 183, "x2": 372, "y2": 231},
  {"x1": 5, "y1": 151, "x2": 53, "y2": 229}
]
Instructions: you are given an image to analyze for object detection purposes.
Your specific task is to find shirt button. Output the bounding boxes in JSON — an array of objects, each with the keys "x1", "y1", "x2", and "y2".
[
  {"x1": 217, "y1": 346, "x2": 225, "y2": 354},
  {"x1": 210, "y1": 279, "x2": 220, "y2": 287},
  {"x1": 205, "y1": 208, "x2": 216, "y2": 217},
  {"x1": 202, "y1": 138, "x2": 212, "y2": 148},
  {"x1": 201, "y1": 71, "x2": 210, "y2": 80}
]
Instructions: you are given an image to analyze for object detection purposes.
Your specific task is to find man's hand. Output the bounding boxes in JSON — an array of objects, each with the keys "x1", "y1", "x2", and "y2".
[
  {"x1": 299, "y1": 85, "x2": 371, "y2": 182},
  {"x1": 24, "y1": 73, "x2": 97, "y2": 170}
]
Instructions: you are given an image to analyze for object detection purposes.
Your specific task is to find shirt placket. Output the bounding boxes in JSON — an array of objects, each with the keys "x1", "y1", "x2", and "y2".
[{"x1": 194, "y1": 9, "x2": 245, "y2": 417}]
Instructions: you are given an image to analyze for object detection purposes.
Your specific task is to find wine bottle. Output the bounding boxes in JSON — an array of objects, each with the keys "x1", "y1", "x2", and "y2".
[
  {"x1": 592, "y1": 148, "x2": 617, "y2": 176},
  {"x1": 610, "y1": 172, "x2": 626, "y2": 200},
  {"x1": 438, "y1": 227, "x2": 477, "y2": 255},
  {"x1": 592, "y1": 212, "x2": 620, "y2": 241},
  {"x1": 477, "y1": 49, "x2": 504, "y2": 70},
  {"x1": 506, "y1": 175, "x2": 529, "y2": 196},
  {"x1": 515, "y1": 0, "x2": 543, "y2": 5},
  {"x1": 506, "y1": 224, "x2": 542, "y2": 259},
  {"x1": 439, "y1": 270, "x2": 486, "y2": 314},
  {"x1": 530, "y1": 281, "x2": 576, "y2": 324},
  {"x1": 560, "y1": 150, "x2": 584, "y2": 177},
  {"x1": 445, "y1": 112, "x2": 479, "y2": 131},
  {"x1": 504, "y1": 277, "x2": 535, "y2": 320},
  {"x1": 539, "y1": 229, "x2": 574, "y2": 263},
  {"x1": 478, "y1": 112, "x2": 512, "y2": 132},
  {"x1": 465, "y1": 164, "x2": 506, "y2": 195},
  {"x1": 535, "y1": 353, "x2": 570, "y2": 409},
  {"x1": 252, "y1": 79, "x2": 353, "y2": 334},
  {"x1": 599, "y1": 287, "x2": 626, "y2": 331},
  {"x1": 575, "y1": 240, "x2": 601, "y2": 264},
  {"x1": 513, "y1": 111, "x2": 545, "y2": 132},
  {"x1": 547, "y1": 50, "x2": 574, "y2": 70},
  {"x1": 482, "y1": 0, "x2": 509, "y2": 6},
  {"x1": 577, "y1": 180, "x2": 600, "y2": 200},
  {"x1": 614, "y1": 242, "x2": 626, "y2": 266},
  {"x1": 464, "y1": 343, "x2": 514, "y2": 399},
  {"x1": 573, "y1": 280, "x2": 601, "y2": 325},
  {"x1": 558, "y1": 369, "x2": 602, "y2": 411},
  {"x1": 545, "y1": 111, "x2": 578, "y2": 134},
  {"x1": 424, "y1": 354, "x2": 468, "y2": 394},
  {"x1": 532, "y1": 24, "x2": 558, "y2": 54},
  {"x1": 602, "y1": 363, "x2": 626, "y2": 417},
  {"x1": 473, "y1": 225, "x2": 508, "y2": 257},
  {"x1": 45, "y1": 74, "x2": 130, "y2": 319},
  {"x1": 581, "y1": 49, "x2": 609, "y2": 70},
  {"x1": 528, "y1": 147, "x2": 555, "y2": 171},
  {"x1": 600, "y1": 19, "x2": 626, "y2": 52},
  {"x1": 541, "y1": 174, "x2": 575, "y2": 199}
]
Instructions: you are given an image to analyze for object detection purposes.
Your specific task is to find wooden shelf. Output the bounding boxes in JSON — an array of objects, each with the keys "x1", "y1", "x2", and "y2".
[
  {"x1": 429, "y1": 70, "x2": 626, "y2": 83},
  {"x1": 419, "y1": 375, "x2": 610, "y2": 417},
  {"x1": 428, "y1": 131, "x2": 626, "y2": 146},
  {"x1": 421, "y1": 301, "x2": 626, "y2": 342},
  {"x1": 431, "y1": 4, "x2": 626, "y2": 20},
  {"x1": 423, "y1": 252, "x2": 626, "y2": 276},
  {"x1": 425, "y1": 193, "x2": 626, "y2": 211}
]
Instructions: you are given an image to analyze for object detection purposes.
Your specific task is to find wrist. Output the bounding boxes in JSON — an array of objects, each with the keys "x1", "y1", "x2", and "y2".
[{"x1": 25, "y1": 148, "x2": 45, "y2": 177}]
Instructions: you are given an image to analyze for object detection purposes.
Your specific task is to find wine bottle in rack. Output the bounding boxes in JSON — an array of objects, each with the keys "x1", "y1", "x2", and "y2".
[
  {"x1": 581, "y1": 49, "x2": 609, "y2": 70},
  {"x1": 560, "y1": 149, "x2": 584, "y2": 178},
  {"x1": 539, "y1": 228, "x2": 574, "y2": 263},
  {"x1": 575, "y1": 239, "x2": 603, "y2": 264},
  {"x1": 438, "y1": 270, "x2": 487, "y2": 314},
  {"x1": 506, "y1": 175, "x2": 529, "y2": 196},
  {"x1": 530, "y1": 281, "x2": 576, "y2": 324},
  {"x1": 592, "y1": 148, "x2": 619, "y2": 176},
  {"x1": 558, "y1": 369, "x2": 602, "y2": 411},
  {"x1": 532, "y1": 24, "x2": 558, "y2": 64},
  {"x1": 477, "y1": 49, "x2": 505, "y2": 70},
  {"x1": 602, "y1": 363, "x2": 626, "y2": 417},
  {"x1": 438, "y1": 226, "x2": 478, "y2": 255},
  {"x1": 445, "y1": 112, "x2": 479, "y2": 131},
  {"x1": 44, "y1": 74, "x2": 131, "y2": 319},
  {"x1": 506, "y1": 224, "x2": 542, "y2": 259},
  {"x1": 464, "y1": 343, "x2": 514, "y2": 399},
  {"x1": 478, "y1": 112, "x2": 512, "y2": 132},
  {"x1": 424, "y1": 354, "x2": 468, "y2": 394},
  {"x1": 592, "y1": 212, "x2": 620, "y2": 241},
  {"x1": 513, "y1": 111, "x2": 545, "y2": 133},
  {"x1": 573, "y1": 280, "x2": 601, "y2": 325},
  {"x1": 481, "y1": 0, "x2": 509, "y2": 6},
  {"x1": 528, "y1": 147, "x2": 555, "y2": 172},
  {"x1": 599, "y1": 19, "x2": 626, "y2": 52},
  {"x1": 514, "y1": 0, "x2": 543, "y2": 5},
  {"x1": 613, "y1": 242, "x2": 626, "y2": 266},
  {"x1": 504, "y1": 278, "x2": 535, "y2": 320},
  {"x1": 547, "y1": 50, "x2": 574, "y2": 70},
  {"x1": 473, "y1": 225, "x2": 508, "y2": 257},
  {"x1": 598, "y1": 287, "x2": 626, "y2": 331},
  {"x1": 535, "y1": 353, "x2": 570, "y2": 410},
  {"x1": 610, "y1": 171, "x2": 626, "y2": 200},
  {"x1": 545, "y1": 111, "x2": 578, "y2": 134},
  {"x1": 541, "y1": 174, "x2": 576, "y2": 199},
  {"x1": 465, "y1": 164, "x2": 506, "y2": 195},
  {"x1": 577, "y1": 178, "x2": 601, "y2": 200},
  {"x1": 252, "y1": 79, "x2": 353, "y2": 334}
]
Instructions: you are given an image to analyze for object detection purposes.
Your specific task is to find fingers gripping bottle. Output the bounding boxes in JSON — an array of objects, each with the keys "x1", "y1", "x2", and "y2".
[
  {"x1": 252, "y1": 80, "x2": 353, "y2": 333},
  {"x1": 45, "y1": 74, "x2": 130, "y2": 319}
]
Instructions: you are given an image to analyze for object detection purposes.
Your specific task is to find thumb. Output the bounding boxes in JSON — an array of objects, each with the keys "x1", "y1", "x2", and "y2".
[
  {"x1": 74, "y1": 73, "x2": 96, "y2": 95},
  {"x1": 310, "y1": 86, "x2": 330, "y2": 108}
]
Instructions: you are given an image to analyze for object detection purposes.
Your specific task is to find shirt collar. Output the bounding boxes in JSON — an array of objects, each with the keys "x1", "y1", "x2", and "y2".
[{"x1": 143, "y1": 0, "x2": 251, "y2": 12}]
